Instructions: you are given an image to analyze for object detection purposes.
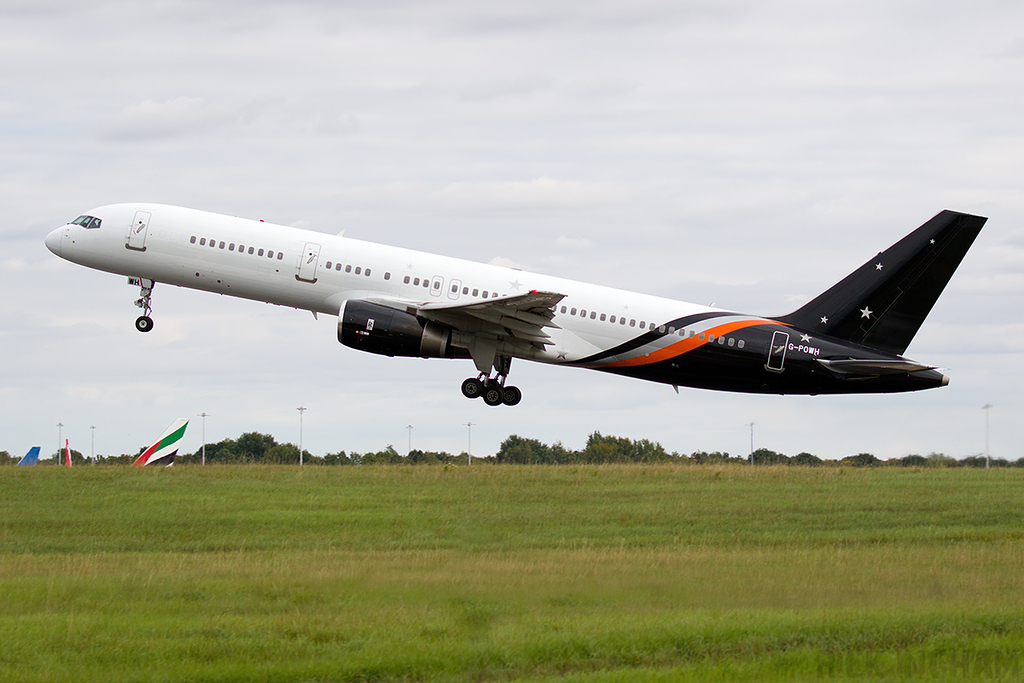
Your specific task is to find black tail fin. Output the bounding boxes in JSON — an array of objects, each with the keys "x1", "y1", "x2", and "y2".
[{"x1": 778, "y1": 210, "x2": 986, "y2": 356}]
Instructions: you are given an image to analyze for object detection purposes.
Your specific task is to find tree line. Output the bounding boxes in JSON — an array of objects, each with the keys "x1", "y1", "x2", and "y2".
[{"x1": 1, "y1": 431, "x2": 1019, "y2": 468}]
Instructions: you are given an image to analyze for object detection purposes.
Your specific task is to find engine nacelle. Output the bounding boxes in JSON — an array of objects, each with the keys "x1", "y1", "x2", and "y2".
[{"x1": 338, "y1": 300, "x2": 454, "y2": 358}]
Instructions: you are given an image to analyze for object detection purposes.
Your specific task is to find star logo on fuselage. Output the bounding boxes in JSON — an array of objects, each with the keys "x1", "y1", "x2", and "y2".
[
  {"x1": 800, "y1": 333, "x2": 811, "y2": 342},
  {"x1": 509, "y1": 279, "x2": 522, "y2": 291},
  {"x1": 820, "y1": 316, "x2": 829, "y2": 324},
  {"x1": 860, "y1": 306, "x2": 873, "y2": 319},
  {"x1": 875, "y1": 262, "x2": 884, "y2": 271}
]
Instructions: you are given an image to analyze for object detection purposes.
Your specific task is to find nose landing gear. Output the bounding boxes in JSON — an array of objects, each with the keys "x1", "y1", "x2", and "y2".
[{"x1": 131, "y1": 277, "x2": 155, "y2": 333}]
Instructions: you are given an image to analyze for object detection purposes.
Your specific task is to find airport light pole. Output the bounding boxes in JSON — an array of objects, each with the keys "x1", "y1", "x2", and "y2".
[
  {"x1": 747, "y1": 422, "x2": 754, "y2": 465},
  {"x1": 198, "y1": 413, "x2": 210, "y2": 465},
  {"x1": 90, "y1": 425, "x2": 95, "y2": 462},
  {"x1": 982, "y1": 403, "x2": 993, "y2": 469},
  {"x1": 465, "y1": 422, "x2": 475, "y2": 466},
  {"x1": 407, "y1": 424, "x2": 413, "y2": 455},
  {"x1": 56, "y1": 422, "x2": 63, "y2": 463},
  {"x1": 297, "y1": 407, "x2": 307, "y2": 465}
]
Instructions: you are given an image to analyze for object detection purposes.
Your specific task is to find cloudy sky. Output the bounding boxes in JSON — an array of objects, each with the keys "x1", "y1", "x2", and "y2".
[{"x1": 3, "y1": 0, "x2": 1022, "y2": 462}]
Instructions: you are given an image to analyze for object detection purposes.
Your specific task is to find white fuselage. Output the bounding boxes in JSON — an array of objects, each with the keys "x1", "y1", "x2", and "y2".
[{"x1": 45, "y1": 203, "x2": 723, "y2": 368}]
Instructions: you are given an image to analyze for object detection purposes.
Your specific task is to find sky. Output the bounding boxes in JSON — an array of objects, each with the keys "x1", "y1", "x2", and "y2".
[{"x1": 2, "y1": 0, "x2": 1022, "y2": 462}]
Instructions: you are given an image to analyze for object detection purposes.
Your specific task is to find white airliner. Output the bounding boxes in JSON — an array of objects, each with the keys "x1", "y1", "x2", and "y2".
[{"x1": 45, "y1": 204, "x2": 985, "y2": 405}]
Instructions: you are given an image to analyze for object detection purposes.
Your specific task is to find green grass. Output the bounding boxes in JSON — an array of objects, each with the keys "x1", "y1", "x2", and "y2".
[{"x1": 1, "y1": 465, "x2": 1022, "y2": 682}]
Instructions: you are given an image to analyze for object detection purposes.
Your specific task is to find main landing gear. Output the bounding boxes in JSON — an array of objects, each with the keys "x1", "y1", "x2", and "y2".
[
  {"x1": 461, "y1": 375, "x2": 523, "y2": 406},
  {"x1": 133, "y1": 278, "x2": 155, "y2": 333},
  {"x1": 460, "y1": 355, "x2": 522, "y2": 407}
]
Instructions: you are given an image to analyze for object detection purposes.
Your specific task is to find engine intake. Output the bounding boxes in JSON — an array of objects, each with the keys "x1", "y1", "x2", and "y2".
[{"x1": 338, "y1": 300, "x2": 453, "y2": 358}]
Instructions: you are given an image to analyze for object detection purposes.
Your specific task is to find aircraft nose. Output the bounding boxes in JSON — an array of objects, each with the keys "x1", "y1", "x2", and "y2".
[{"x1": 44, "y1": 227, "x2": 63, "y2": 257}]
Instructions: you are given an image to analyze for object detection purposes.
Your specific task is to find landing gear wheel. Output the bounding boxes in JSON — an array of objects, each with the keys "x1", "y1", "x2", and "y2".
[
  {"x1": 482, "y1": 384, "x2": 504, "y2": 406},
  {"x1": 135, "y1": 315, "x2": 154, "y2": 333},
  {"x1": 501, "y1": 385, "x2": 522, "y2": 406},
  {"x1": 461, "y1": 377, "x2": 483, "y2": 399}
]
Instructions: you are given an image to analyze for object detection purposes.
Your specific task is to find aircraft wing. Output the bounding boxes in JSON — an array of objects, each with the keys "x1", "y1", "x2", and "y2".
[{"x1": 415, "y1": 290, "x2": 565, "y2": 349}]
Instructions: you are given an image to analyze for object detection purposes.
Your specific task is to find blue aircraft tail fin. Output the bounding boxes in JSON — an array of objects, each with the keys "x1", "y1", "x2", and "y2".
[{"x1": 17, "y1": 446, "x2": 40, "y2": 467}]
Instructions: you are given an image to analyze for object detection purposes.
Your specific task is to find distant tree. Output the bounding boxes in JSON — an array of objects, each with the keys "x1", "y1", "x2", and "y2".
[
  {"x1": 895, "y1": 454, "x2": 929, "y2": 467},
  {"x1": 927, "y1": 453, "x2": 957, "y2": 468},
  {"x1": 689, "y1": 451, "x2": 732, "y2": 465},
  {"x1": 235, "y1": 432, "x2": 278, "y2": 462},
  {"x1": 322, "y1": 450, "x2": 354, "y2": 466},
  {"x1": 264, "y1": 443, "x2": 301, "y2": 464},
  {"x1": 751, "y1": 448, "x2": 788, "y2": 465},
  {"x1": 841, "y1": 453, "x2": 880, "y2": 467},
  {"x1": 360, "y1": 445, "x2": 403, "y2": 465},
  {"x1": 496, "y1": 435, "x2": 552, "y2": 464},
  {"x1": 0, "y1": 450, "x2": 13, "y2": 466},
  {"x1": 790, "y1": 452, "x2": 822, "y2": 466}
]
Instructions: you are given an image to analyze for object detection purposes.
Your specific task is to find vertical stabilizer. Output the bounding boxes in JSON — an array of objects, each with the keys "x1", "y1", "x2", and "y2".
[
  {"x1": 17, "y1": 446, "x2": 40, "y2": 467},
  {"x1": 778, "y1": 210, "x2": 986, "y2": 355},
  {"x1": 65, "y1": 440, "x2": 72, "y2": 467},
  {"x1": 133, "y1": 419, "x2": 189, "y2": 467}
]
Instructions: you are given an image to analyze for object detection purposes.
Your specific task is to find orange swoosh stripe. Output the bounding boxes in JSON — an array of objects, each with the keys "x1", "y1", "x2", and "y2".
[{"x1": 597, "y1": 318, "x2": 771, "y2": 368}]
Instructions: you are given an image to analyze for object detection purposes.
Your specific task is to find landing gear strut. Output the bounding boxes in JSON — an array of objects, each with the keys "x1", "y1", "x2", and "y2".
[
  {"x1": 461, "y1": 356, "x2": 522, "y2": 407},
  {"x1": 132, "y1": 278, "x2": 155, "y2": 333}
]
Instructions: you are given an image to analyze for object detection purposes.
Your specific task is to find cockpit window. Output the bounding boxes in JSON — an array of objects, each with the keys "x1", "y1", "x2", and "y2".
[{"x1": 71, "y1": 215, "x2": 101, "y2": 229}]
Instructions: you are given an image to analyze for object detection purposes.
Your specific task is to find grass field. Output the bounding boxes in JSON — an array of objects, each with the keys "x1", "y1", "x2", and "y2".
[{"x1": 1, "y1": 464, "x2": 1022, "y2": 682}]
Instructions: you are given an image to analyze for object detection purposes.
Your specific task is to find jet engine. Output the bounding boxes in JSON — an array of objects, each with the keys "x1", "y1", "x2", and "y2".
[{"x1": 338, "y1": 300, "x2": 454, "y2": 358}]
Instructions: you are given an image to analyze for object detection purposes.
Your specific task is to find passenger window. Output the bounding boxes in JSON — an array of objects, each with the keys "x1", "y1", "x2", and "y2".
[
  {"x1": 718, "y1": 336, "x2": 725, "y2": 345},
  {"x1": 728, "y1": 338, "x2": 735, "y2": 347},
  {"x1": 200, "y1": 238, "x2": 206, "y2": 246},
  {"x1": 267, "y1": 250, "x2": 273, "y2": 258},
  {"x1": 463, "y1": 287, "x2": 469, "y2": 295},
  {"x1": 384, "y1": 272, "x2": 391, "y2": 280},
  {"x1": 355, "y1": 267, "x2": 361, "y2": 275},
  {"x1": 335, "y1": 263, "x2": 341, "y2": 270},
  {"x1": 473, "y1": 289, "x2": 479, "y2": 296},
  {"x1": 345, "y1": 265, "x2": 352, "y2": 273},
  {"x1": 451, "y1": 284, "x2": 458, "y2": 293},
  {"x1": 620, "y1": 318, "x2": 626, "y2": 325},
  {"x1": 219, "y1": 241, "x2": 226, "y2": 249},
  {"x1": 248, "y1": 247, "x2": 254, "y2": 254},
  {"x1": 432, "y1": 280, "x2": 439, "y2": 289},
  {"x1": 482, "y1": 290, "x2": 489, "y2": 297},
  {"x1": 570, "y1": 308, "x2": 577, "y2": 315},
  {"x1": 277, "y1": 253, "x2": 283, "y2": 260},
  {"x1": 413, "y1": 277, "x2": 420, "y2": 285},
  {"x1": 190, "y1": 236, "x2": 197, "y2": 244},
  {"x1": 599, "y1": 313, "x2": 606, "y2": 321},
  {"x1": 609, "y1": 315, "x2": 616, "y2": 323},
  {"x1": 639, "y1": 321, "x2": 646, "y2": 329},
  {"x1": 659, "y1": 325, "x2": 666, "y2": 333},
  {"x1": 404, "y1": 276, "x2": 411, "y2": 284},
  {"x1": 229, "y1": 243, "x2": 235, "y2": 251},
  {"x1": 424, "y1": 281, "x2": 430, "y2": 288},
  {"x1": 365, "y1": 269, "x2": 371, "y2": 277},
  {"x1": 698, "y1": 333, "x2": 705, "y2": 341},
  {"x1": 629, "y1": 319, "x2": 636, "y2": 327},
  {"x1": 257, "y1": 249, "x2": 264, "y2": 256},
  {"x1": 580, "y1": 309, "x2": 586, "y2": 317},
  {"x1": 590, "y1": 312, "x2": 597, "y2": 319},
  {"x1": 738, "y1": 340, "x2": 745, "y2": 349},
  {"x1": 326, "y1": 261, "x2": 333, "y2": 269}
]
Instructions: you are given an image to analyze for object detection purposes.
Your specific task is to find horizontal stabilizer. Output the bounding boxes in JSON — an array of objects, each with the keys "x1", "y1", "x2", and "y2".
[{"x1": 817, "y1": 358, "x2": 939, "y2": 376}]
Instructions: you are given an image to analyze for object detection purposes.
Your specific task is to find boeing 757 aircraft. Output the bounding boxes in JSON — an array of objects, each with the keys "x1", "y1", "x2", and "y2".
[{"x1": 45, "y1": 205, "x2": 985, "y2": 406}]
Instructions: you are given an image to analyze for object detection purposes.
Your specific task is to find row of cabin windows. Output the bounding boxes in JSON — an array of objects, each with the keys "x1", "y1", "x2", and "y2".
[
  {"x1": 401, "y1": 275, "x2": 501, "y2": 299},
  {"x1": 191, "y1": 235, "x2": 285, "y2": 260},
  {"x1": 557, "y1": 304, "x2": 746, "y2": 349},
  {"x1": 324, "y1": 260, "x2": 386, "y2": 279}
]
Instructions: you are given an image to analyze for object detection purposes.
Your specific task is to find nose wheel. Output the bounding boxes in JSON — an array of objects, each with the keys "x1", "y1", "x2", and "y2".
[{"x1": 131, "y1": 278, "x2": 155, "y2": 333}]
